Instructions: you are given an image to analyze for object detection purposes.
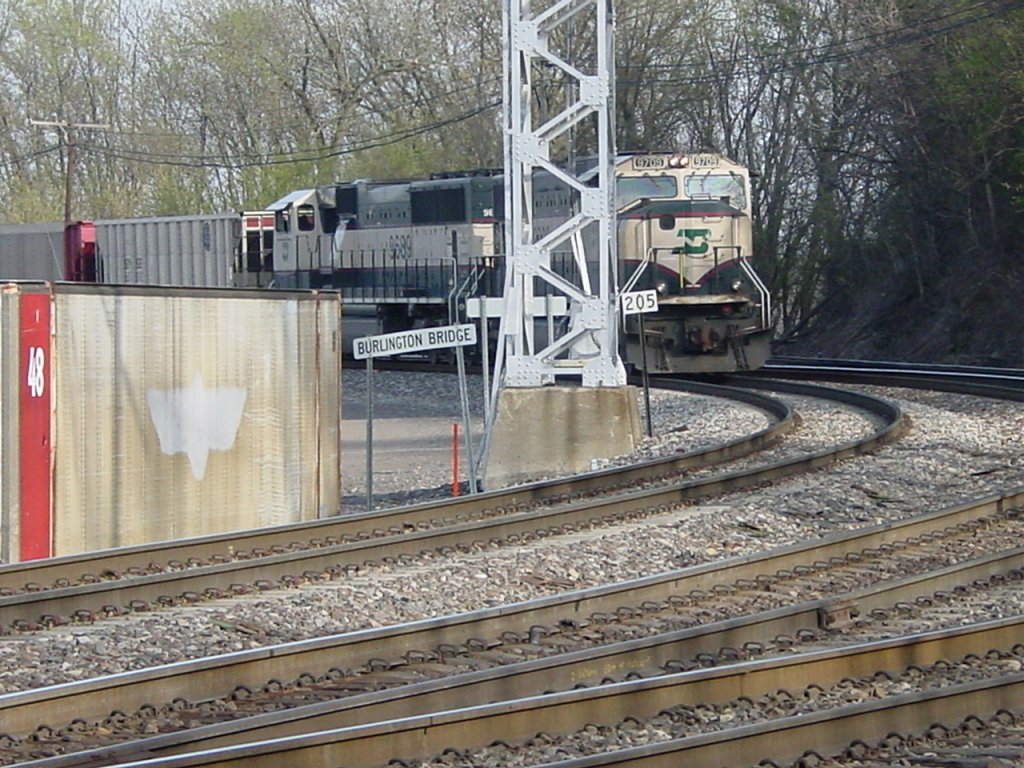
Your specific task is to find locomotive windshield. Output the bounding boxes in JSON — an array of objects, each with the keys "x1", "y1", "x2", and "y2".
[
  {"x1": 616, "y1": 175, "x2": 677, "y2": 209},
  {"x1": 683, "y1": 174, "x2": 746, "y2": 209}
]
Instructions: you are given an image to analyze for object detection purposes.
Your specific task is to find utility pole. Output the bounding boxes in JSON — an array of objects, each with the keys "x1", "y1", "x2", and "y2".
[{"x1": 29, "y1": 119, "x2": 110, "y2": 224}]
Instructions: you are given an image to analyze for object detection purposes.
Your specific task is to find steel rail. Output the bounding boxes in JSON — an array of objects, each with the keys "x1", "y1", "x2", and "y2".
[
  {"x1": 495, "y1": 672, "x2": 1024, "y2": 768},
  {"x1": 751, "y1": 359, "x2": 1024, "y2": 401},
  {"x1": 768, "y1": 355, "x2": 1024, "y2": 378},
  {"x1": 0, "y1": 379, "x2": 791, "y2": 596},
  {"x1": 2, "y1": 364, "x2": 1015, "y2": 765},
  {"x1": 20, "y1": 540, "x2": 1024, "y2": 767},
  {"x1": 7, "y1": 484, "x2": 1023, "y2": 762},
  {"x1": 0, "y1": 382, "x2": 900, "y2": 631},
  {"x1": 60, "y1": 617, "x2": 1024, "y2": 767}
]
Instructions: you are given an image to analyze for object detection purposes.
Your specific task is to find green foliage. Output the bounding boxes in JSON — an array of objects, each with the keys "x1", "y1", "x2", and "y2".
[
  {"x1": 803, "y1": 0, "x2": 1024, "y2": 362},
  {"x1": 240, "y1": 159, "x2": 338, "y2": 210},
  {"x1": 1, "y1": 175, "x2": 63, "y2": 224},
  {"x1": 878, "y1": 0, "x2": 1024, "y2": 258},
  {"x1": 339, "y1": 127, "x2": 496, "y2": 182}
]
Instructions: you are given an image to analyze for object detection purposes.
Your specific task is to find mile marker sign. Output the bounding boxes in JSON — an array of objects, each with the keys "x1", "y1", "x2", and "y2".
[
  {"x1": 621, "y1": 289, "x2": 659, "y2": 315},
  {"x1": 353, "y1": 324, "x2": 477, "y2": 360}
]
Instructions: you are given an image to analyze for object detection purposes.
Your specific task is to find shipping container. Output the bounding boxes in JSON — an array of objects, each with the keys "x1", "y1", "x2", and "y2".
[
  {"x1": 1, "y1": 214, "x2": 239, "y2": 288},
  {"x1": 0, "y1": 223, "x2": 65, "y2": 280},
  {"x1": 96, "y1": 213, "x2": 238, "y2": 286},
  {"x1": 0, "y1": 282, "x2": 341, "y2": 562}
]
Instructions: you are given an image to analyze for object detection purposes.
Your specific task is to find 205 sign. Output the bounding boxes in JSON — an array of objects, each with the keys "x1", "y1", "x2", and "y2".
[{"x1": 620, "y1": 289, "x2": 659, "y2": 315}]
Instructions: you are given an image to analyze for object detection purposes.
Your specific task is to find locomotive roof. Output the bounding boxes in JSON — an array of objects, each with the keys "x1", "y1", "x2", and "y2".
[{"x1": 268, "y1": 189, "x2": 315, "y2": 210}]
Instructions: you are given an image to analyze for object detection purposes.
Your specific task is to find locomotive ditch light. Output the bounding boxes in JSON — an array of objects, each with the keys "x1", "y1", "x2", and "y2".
[
  {"x1": 655, "y1": 280, "x2": 669, "y2": 294},
  {"x1": 731, "y1": 279, "x2": 743, "y2": 291}
]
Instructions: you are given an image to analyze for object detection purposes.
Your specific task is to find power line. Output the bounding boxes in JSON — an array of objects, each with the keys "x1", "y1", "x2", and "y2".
[
  {"x1": 617, "y1": 0, "x2": 1019, "y2": 72},
  {"x1": 29, "y1": 120, "x2": 112, "y2": 223},
  {"x1": 623, "y1": 0, "x2": 1024, "y2": 85},
  {"x1": 74, "y1": 100, "x2": 501, "y2": 170},
  {"x1": 93, "y1": 74, "x2": 505, "y2": 144},
  {"x1": 0, "y1": 143, "x2": 62, "y2": 169}
]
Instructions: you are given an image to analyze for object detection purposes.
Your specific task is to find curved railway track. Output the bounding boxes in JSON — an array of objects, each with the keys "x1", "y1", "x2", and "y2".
[
  {"x1": 0, "y1": 380, "x2": 900, "y2": 632},
  {"x1": 68, "y1": 625, "x2": 1024, "y2": 768},
  {"x1": 756, "y1": 357, "x2": 1024, "y2": 402},
  {"x1": 5, "y1": 486, "x2": 1024, "y2": 766},
  {"x1": 2, "y1": 361, "x2": 1022, "y2": 767}
]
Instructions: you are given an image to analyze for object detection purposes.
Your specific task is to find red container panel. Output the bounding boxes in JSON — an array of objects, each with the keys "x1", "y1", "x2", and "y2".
[{"x1": 19, "y1": 292, "x2": 52, "y2": 561}]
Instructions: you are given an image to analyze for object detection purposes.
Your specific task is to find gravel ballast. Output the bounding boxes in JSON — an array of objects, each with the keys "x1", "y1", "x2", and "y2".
[{"x1": 0, "y1": 372, "x2": 1020, "y2": 695}]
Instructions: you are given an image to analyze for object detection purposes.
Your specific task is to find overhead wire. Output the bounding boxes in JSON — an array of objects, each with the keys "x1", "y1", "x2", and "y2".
[
  {"x1": 94, "y1": 73, "x2": 505, "y2": 144},
  {"x1": 621, "y1": 0, "x2": 1024, "y2": 85},
  {"x1": 76, "y1": 100, "x2": 502, "y2": 169},
  {"x1": 0, "y1": 143, "x2": 63, "y2": 169},
  {"x1": 617, "y1": 0, "x2": 1020, "y2": 74}
]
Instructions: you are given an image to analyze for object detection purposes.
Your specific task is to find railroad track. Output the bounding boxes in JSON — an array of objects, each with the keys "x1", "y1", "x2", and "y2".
[
  {"x1": 67, "y1": 622, "x2": 1024, "y2": 768},
  {"x1": 6, "y1": 487, "x2": 1024, "y2": 766},
  {"x1": 3, "y1": 362, "x2": 1022, "y2": 767},
  {"x1": 0, "y1": 380, "x2": 901, "y2": 632},
  {"x1": 755, "y1": 357, "x2": 1024, "y2": 402}
]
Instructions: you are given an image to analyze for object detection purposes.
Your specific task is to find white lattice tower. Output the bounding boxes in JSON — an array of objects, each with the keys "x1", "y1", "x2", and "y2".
[{"x1": 493, "y1": 0, "x2": 624, "y2": 395}]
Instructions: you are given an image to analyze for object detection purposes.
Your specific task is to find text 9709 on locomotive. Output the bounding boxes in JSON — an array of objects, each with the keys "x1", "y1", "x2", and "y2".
[{"x1": 246, "y1": 152, "x2": 772, "y2": 373}]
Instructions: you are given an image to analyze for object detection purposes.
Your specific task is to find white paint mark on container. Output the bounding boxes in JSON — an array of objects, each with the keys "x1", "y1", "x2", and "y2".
[{"x1": 147, "y1": 374, "x2": 247, "y2": 480}]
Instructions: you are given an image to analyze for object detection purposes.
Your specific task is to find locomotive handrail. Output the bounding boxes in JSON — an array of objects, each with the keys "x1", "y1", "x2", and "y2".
[
  {"x1": 437, "y1": 255, "x2": 457, "y2": 324},
  {"x1": 455, "y1": 263, "x2": 487, "y2": 314},
  {"x1": 0, "y1": 153, "x2": 773, "y2": 375},
  {"x1": 738, "y1": 254, "x2": 772, "y2": 329},
  {"x1": 620, "y1": 247, "x2": 654, "y2": 295},
  {"x1": 620, "y1": 197, "x2": 653, "y2": 297}
]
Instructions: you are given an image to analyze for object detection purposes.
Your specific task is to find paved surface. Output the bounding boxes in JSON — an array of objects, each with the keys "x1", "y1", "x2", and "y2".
[
  {"x1": 342, "y1": 417, "x2": 481, "y2": 488},
  {"x1": 341, "y1": 383, "x2": 484, "y2": 511}
]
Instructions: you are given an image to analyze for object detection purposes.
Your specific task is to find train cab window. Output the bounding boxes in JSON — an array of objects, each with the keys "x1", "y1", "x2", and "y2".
[
  {"x1": 684, "y1": 174, "x2": 746, "y2": 209},
  {"x1": 336, "y1": 186, "x2": 358, "y2": 218},
  {"x1": 616, "y1": 176, "x2": 677, "y2": 209},
  {"x1": 276, "y1": 209, "x2": 289, "y2": 233},
  {"x1": 321, "y1": 206, "x2": 341, "y2": 234},
  {"x1": 297, "y1": 204, "x2": 316, "y2": 231}
]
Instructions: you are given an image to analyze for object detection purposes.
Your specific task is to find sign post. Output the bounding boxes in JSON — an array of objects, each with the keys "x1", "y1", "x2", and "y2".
[
  {"x1": 353, "y1": 324, "x2": 479, "y2": 509},
  {"x1": 620, "y1": 290, "x2": 659, "y2": 437},
  {"x1": 365, "y1": 355, "x2": 374, "y2": 511}
]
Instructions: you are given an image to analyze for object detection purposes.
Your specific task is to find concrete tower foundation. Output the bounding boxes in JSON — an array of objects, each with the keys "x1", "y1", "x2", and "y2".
[{"x1": 484, "y1": 385, "x2": 643, "y2": 489}]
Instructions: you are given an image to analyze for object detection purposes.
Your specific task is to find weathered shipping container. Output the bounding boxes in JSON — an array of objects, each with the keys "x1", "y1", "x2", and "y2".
[
  {"x1": 96, "y1": 214, "x2": 238, "y2": 286},
  {"x1": 0, "y1": 214, "x2": 238, "y2": 287},
  {"x1": 0, "y1": 282, "x2": 341, "y2": 562}
]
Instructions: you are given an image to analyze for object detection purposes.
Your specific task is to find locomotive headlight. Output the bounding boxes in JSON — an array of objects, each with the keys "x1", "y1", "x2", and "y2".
[{"x1": 668, "y1": 155, "x2": 689, "y2": 168}]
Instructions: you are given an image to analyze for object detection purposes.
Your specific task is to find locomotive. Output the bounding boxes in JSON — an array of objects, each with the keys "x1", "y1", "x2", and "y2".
[
  {"x1": 615, "y1": 153, "x2": 772, "y2": 372},
  {"x1": 0, "y1": 152, "x2": 772, "y2": 373},
  {"x1": 250, "y1": 152, "x2": 772, "y2": 373}
]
